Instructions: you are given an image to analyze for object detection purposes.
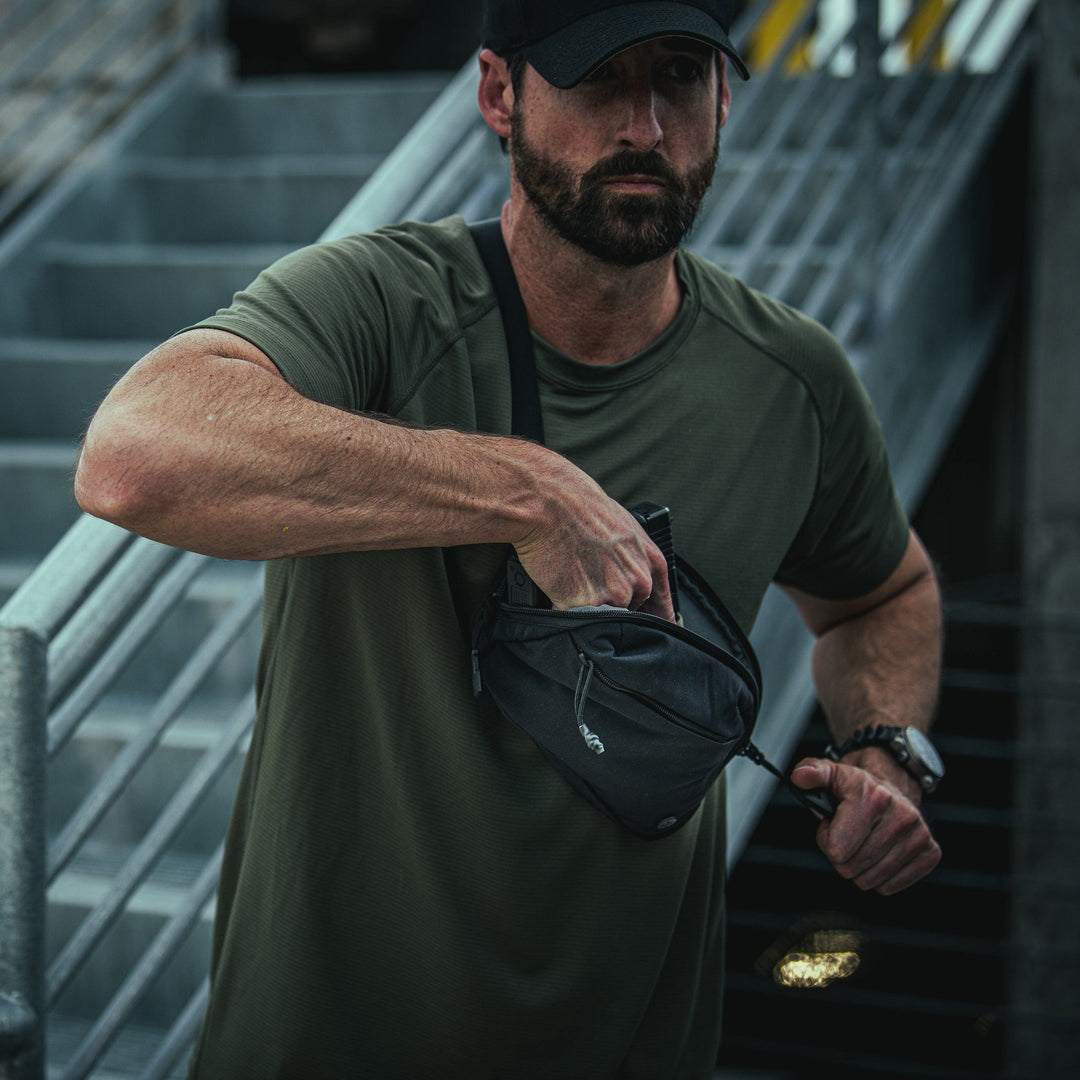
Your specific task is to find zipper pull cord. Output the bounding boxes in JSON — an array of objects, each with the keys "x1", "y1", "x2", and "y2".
[
  {"x1": 574, "y1": 653, "x2": 606, "y2": 755},
  {"x1": 470, "y1": 649, "x2": 483, "y2": 696},
  {"x1": 741, "y1": 739, "x2": 838, "y2": 820},
  {"x1": 741, "y1": 739, "x2": 785, "y2": 782}
]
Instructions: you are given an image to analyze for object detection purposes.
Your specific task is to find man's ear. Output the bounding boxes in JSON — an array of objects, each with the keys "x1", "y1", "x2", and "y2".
[
  {"x1": 478, "y1": 48, "x2": 514, "y2": 141},
  {"x1": 717, "y1": 54, "x2": 731, "y2": 130}
]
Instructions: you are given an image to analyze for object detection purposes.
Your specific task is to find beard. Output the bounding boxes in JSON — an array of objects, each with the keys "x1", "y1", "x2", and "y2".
[{"x1": 510, "y1": 114, "x2": 719, "y2": 267}]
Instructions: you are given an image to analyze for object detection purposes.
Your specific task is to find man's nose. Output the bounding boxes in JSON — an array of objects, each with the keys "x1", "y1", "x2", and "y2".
[{"x1": 617, "y1": 82, "x2": 663, "y2": 151}]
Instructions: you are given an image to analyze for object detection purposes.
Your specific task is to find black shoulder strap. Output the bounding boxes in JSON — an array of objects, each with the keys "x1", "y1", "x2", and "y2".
[{"x1": 469, "y1": 219, "x2": 545, "y2": 446}]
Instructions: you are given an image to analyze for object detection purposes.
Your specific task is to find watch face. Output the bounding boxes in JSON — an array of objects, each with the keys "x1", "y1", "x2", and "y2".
[{"x1": 904, "y1": 727, "x2": 944, "y2": 778}]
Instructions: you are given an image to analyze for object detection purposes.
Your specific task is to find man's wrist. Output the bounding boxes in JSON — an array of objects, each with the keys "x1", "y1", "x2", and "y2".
[
  {"x1": 837, "y1": 746, "x2": 924, "y2": 805},
  {"x1": 827, "y1": 722, "x2": 945, "y2": 800}
]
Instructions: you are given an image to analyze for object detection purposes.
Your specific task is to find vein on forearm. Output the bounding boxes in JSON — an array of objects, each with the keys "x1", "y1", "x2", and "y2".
[
  {"x1": 811, "y1": 571, "x2": 942, "y2": 739},
  {"x1": 77, "y1": 351, "x2": 544, "y2": 561}
]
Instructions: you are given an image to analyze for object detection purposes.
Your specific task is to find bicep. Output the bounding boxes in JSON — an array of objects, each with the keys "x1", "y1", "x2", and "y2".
[
  {"x1": 174, "y1": 327, "x2": 285, "y2": 377},
  {"x1": 780, "y1": 528, "x2": 938, "y2": 637},
  {"x1": 89, "y1": 329, "x2": 290, "y2": 429},
  {"x1": 118, "y1": 328, "x2": 284, "y2": 392}
]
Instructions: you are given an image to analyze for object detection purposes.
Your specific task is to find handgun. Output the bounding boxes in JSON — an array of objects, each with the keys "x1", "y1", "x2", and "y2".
[{"x1": 630, "y1": 502, "x2": 681, "y2": 620}]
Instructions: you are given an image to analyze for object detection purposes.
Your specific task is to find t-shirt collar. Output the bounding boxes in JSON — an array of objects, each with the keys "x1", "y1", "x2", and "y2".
[{"x1": 531, "y1": 251, "x2": 700, "y2": 391}]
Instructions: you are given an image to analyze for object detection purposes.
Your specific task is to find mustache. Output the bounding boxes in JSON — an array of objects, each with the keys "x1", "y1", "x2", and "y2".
[{"x1": 581, "y1": 151, "x2": 685, "y2": 193}]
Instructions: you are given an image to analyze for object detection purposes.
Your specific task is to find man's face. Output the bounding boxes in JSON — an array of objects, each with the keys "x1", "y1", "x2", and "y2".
[{"x1": 508, "y1": 38, "x2": 724, "y2": 266}]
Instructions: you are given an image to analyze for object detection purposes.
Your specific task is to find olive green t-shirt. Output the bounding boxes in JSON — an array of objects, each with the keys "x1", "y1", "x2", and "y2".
[{"x1": 184, "y1": 216, "x2": 908, "y2": 1080}]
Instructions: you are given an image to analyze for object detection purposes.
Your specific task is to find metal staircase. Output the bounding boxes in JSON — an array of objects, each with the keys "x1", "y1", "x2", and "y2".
[{"x1": 0, "y1": 2, "x2": 1037, "y2": 1077}]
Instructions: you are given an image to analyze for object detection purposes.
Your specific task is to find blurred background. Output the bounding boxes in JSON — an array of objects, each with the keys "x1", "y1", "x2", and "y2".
[{"x1": 0, "y1": 2, "x2": 1076, "y2": 1078}]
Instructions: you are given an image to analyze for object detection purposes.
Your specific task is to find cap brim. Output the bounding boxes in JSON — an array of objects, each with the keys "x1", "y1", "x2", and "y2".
[{"x1": 522, "y1": 1, "x2": 750, "y2": 88}]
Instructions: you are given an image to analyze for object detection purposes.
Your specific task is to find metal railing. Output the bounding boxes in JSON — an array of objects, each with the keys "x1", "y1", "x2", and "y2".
[
  {"x1": 0, "y1": 0, "x2": 223, "y2": 230},
  {"x1": 0, "y1": 2, "x2": 1037, "y2": 1076},
  {"x1": 0, "y1": 518, "x2": 261, "y2": 1079}
]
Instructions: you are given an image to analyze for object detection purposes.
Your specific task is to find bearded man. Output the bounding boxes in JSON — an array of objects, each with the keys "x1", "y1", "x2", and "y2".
[{"x1": 75, "y1": 2, "x2": 943, "y2": 1077}]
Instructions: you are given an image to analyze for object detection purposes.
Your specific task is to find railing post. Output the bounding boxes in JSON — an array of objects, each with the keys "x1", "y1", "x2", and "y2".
[
  {"x1": 0, "y1": 624, "x2": 47, "y2": 1080},
  {"x1": 197, "y1": 0, "x2": 226, "y2": 46},
  {"x1": 855, "y1": 0, "x2": 883, "y2": 334}
]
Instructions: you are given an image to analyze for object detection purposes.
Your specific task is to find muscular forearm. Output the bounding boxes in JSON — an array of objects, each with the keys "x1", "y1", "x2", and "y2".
[
  {"x1": 810, "y1": 567, "x2": 942, "y2": 801},
  {"x1": 787, "y1": 533, "x2": 943, "y2": 892},
  {"x1": 78, "y1": 347, "x2": 541, "y2": 559},
  {"x1": 75, "y1": 330, "x2": 673, "y2": 614}
]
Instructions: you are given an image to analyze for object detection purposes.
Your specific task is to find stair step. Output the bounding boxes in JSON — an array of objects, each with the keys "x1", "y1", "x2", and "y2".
[
  {"x1": 57, "y1": 154, "x2": 384, "y2": 245},
  {"x1": 48, "y1": 694, "x2": 251, "y2": 859},
  {"x1": 49, "y1": 844, "x2": 216, "y2": 921},
  {"x1": 0, "y1": 439, "x2": 81, "y2": 556},
  {"x1": 34, "y1": 242, "x2": 294, "y2": 339},
  {"x1": 0, "y1": 337, "x2": 152, "y2": 439},
  {"x1": 126, "y1": 73, "x2": 450, "y2": 158},
  {"x1": 47, "y1": 845, "x2": 214, "y2": 1028},
  {"x1": 47, "y1": 1013, "x2": 191, "y2": 1080}
]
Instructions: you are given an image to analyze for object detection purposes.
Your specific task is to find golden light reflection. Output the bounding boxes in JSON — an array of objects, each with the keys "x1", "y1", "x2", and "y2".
[
  {"x1": 771, "y1": 929, "x2": 865, "y2": 989},
  {"x1": 774, "y1": 950, "x2": 860, "y2": 989}
]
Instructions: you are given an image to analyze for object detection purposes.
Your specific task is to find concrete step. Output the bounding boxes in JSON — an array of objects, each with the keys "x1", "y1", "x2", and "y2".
[
  {"x1": 31, "y1": 242, "x2": 294, "y2": 339},
  {"x1": 47, "y1": 843, "x2": 215, "y2": 1028},
  {"x1": 47, "y1": 693, "x2": 251, "y2": 860},
  {"x1": 50, "y1": 153, "x2": 385, "y2": 245},
  {"x1": 0, "y1": 337, "x2": 151, "y2": 439},
  {"x1": 125, "y1": 73, "x2": 450, "y2": 159},
  {"x1": 0, "y1": 438, "x2": 81, "y2": 557},
  {"x1": 47, "y1": 1012, "x2": 191, "y2": 1080}
]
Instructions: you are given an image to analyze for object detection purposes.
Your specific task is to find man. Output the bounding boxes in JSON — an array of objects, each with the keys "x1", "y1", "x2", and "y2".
[{"x1": 75, "y1": 2, "x2": 942, "y2": 1077}]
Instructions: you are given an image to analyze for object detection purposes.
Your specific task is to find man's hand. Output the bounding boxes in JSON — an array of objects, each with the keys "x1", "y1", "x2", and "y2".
[
  {"x1": 511, "y1": 453, "x2": 676, "y2": 621},
  {"x1": 789, "y1": 755, "x2": 941, "y2": 895}
]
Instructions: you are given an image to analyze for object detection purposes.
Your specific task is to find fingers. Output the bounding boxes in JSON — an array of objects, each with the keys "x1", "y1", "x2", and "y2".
[
  {"x1": 635, "y1": 545, "x2": 676, "y2": 622},
  {"x1": 515, "y1": 490, "x2": 677, "y2": 620},
  {"x1": 794, "y1": 757, "x2": 941, "y2": 896}
]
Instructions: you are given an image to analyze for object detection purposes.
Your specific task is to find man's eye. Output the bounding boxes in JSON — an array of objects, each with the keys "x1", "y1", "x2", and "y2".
[{"x1": 664, "y1": 57, "x2": 705, "y2": 82}]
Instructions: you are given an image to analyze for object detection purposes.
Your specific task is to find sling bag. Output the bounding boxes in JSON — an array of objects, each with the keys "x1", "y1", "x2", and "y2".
[{"x1": 467, "y1": 219, "x2": 835, "y2": 838}]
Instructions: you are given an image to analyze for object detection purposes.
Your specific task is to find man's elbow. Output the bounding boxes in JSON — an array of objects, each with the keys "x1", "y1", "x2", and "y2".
[{"x1": 74, "y1": 423, "x2": 167, "y2": 531}]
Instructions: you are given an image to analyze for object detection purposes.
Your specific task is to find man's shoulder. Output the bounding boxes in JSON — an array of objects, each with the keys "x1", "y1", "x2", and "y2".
[
  {"x1": 686, "y1": 250, "x2": 846, "y2": 369},
  {"x1": 305, "y1": 215, "x2": 486, "y2": 289},
  {"x1": 682, "y1": 249, "x2": 848, "y2": 376}
]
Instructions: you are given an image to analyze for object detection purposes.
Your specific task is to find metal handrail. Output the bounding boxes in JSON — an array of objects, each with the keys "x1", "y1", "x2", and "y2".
[
  {"x1": 46, "y1": 577, "x2": 264, "y2": 883},
  {"x1": 48, "y1": 545, "x2": 200, "y2": 732},
  {"x1": 733, "y1": 0, "x2": 1033, "y2": 328},
  {"x1": 694, "y1": 21, "x2": 861, "y2": 252},
  {"x1": 46, "y1": 694, "x2": 255, "y2": 1007},
  {"x1": 56, "y1": 845, "x2": 223, "y2": 1080},
  {"x1": 137, "y1": 978, "x2": 209, "y2": 1080}
]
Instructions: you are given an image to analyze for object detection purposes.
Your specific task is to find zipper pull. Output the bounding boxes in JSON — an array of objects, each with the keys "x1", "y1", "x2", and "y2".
[
  {"x1": 470, "y1": 649, "x2": 483, "y2": 696},
  {"x1": 574, "y1": 653, "x2": 605, "y2": 755},
  {"x1": 741, "y1": 740, "x2": 767, "y2": 768}
]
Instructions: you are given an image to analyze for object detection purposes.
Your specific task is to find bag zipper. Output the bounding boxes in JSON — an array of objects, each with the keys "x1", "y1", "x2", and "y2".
[
  {"x1": 497, "y1": 602, "x2": 760, "y2": 702},
  {"x1": 577, "y1": 652, "x2": 745, "y2": 747}
]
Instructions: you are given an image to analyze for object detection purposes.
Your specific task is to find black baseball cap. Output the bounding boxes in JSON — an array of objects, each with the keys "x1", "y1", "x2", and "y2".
[{"x1": 481, "y1": 0, "x2": 750, "y2": 88}]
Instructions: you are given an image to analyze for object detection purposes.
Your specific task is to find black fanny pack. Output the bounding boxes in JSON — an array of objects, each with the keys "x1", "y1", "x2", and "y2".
[
  {"x1": 467, "y1": 220, "x2": 834, "y2": 838},
  {"x1": 471, "y1": 509, "x2": 764, "y2": 838}
]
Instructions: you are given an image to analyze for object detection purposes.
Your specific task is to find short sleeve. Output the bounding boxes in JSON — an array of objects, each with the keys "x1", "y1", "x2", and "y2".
[
  {"x1": 179, "y1": 237, "x2": 395, "y2": 412},
  {"x1": 774, "y1": 343, "x2": 910, "y2": 600}
]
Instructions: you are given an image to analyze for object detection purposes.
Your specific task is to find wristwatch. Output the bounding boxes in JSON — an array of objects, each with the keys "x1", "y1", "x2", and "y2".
[{"x1": 825, "y1": 725, "x2": 945, "y2": 794}]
